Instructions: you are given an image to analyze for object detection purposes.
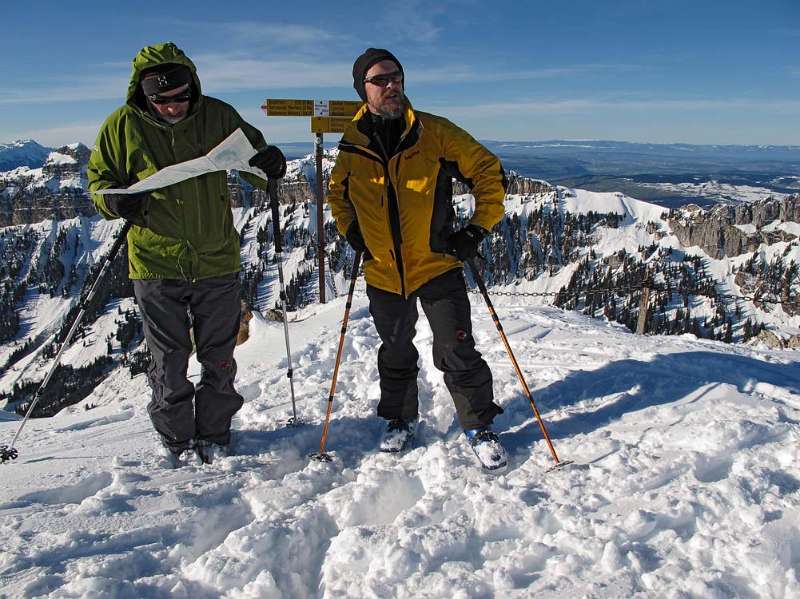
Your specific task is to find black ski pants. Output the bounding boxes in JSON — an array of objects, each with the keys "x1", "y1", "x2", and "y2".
[
  {"x1": 133, "y1": 273, "x2": 243, "y2": 449},
  {"x1": 367, "y1": 268, "x2": 502, "y2": 430}
]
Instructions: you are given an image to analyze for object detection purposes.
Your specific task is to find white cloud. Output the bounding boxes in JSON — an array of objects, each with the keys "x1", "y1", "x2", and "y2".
[
  {"x1": 437, "y1": 97, "x2": 800, "y2": 118},
  {"x1": 193, "y1": 54, "x2": 353, "y2": 92},
  {"x1": 2, "y1": 121, "x2": 103, "y2": 147},
  {"x1": 218, "y1": 22, "x2": 342, "y2": 46},
  {"x1": 0, "y1": 54, "x2": 356, "y2": 106},
  {"x1": 412, "y1": 65, "x2": 609, "y2": 84},
  {"x1": 0, "y1": 75, "x2": 130, "y2": 105}
]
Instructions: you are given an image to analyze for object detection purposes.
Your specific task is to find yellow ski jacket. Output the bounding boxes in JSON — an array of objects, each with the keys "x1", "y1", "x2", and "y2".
[{"x1": 327, "y1": 103, "x2": 506, "y2": 296}]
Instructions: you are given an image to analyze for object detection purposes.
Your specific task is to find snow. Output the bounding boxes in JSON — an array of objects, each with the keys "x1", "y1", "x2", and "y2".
[
  {"x1": 283, "y1": 148, "x2": 339, "y2": 186},
  {"x1": 763, "y1": 220, "x2": 800, "y2": 238},
  {"x1": 44, "y1": 152, "x2": 77, "y2": 166},
  {"x1": 566, "y1": 187, "x2": 668, "y2": 227},
  {"x1": 2, "y1": 295, "x2": 800, "y2": 598},
  {"x1": 734, "y1": 223, "x2": 758, "y2": 235},
  {"x1": 0, "y1": 217, "x2": 125, "y2": 389}
]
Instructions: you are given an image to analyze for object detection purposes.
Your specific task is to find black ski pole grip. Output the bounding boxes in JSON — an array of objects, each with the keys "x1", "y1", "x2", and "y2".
[{"x1": 268, "y1": 178, "x2": 282, "y2": 254}]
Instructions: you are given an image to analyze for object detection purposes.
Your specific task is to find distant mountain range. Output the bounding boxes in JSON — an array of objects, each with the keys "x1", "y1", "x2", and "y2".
[
  {"x1": 475, "y1": 140, "x2": 800, "y2": 209},
  {"x1": 0, "y1": 140, "x2": 52, "y2": 171},
  {"x1": 482, "y1": 140, "x2": 800, "y2": 177}
]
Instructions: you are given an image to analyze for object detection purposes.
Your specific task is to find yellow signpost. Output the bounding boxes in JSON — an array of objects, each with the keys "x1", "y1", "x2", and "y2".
[
  {"x1": 262, "y1": 99, "x2": 314, "y2": 116},
  {"x1": 310, "y1": 117, "x2": 352, "y2": 133},
  {"x1": 261, "y1": 98, "x2": 363, "y2": 302},
  {"x1": 327, "y1": 100, "x2": 362, "y2": 117}
]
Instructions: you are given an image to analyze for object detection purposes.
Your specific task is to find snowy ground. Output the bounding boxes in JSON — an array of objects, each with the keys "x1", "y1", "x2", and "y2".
[{"x1": 1, "y1": 294, "x2": 800, "y2": 598}]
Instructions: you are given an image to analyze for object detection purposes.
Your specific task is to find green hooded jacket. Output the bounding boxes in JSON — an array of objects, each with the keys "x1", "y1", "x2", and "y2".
[{"x1": 87, "y1": 42, "x2": 268, "y2": 280}]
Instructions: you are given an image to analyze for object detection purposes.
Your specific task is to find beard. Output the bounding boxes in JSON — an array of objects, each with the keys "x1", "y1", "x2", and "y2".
[
  {"x1": 375, "y1": 92, "x2": 406, "y2": 120},
  {"x1": 158, "y1": 113, "x2": 187, "y2": 124},
  {"x1": 146, "y1": 100, "x2": 189, "y2": 124}
]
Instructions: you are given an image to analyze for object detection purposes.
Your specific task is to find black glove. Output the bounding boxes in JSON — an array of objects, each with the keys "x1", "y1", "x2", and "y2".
[
  {"x1": 104, "y1": 191, "x2": 150, "y2": 226},
  {"x1": 345, "y1": 220, "x2": 366, "y2": 252},
  {"x1": 447, "y1": 224, "x2": 487, "y2": 260},
  {"x1": 249, "y1": 146, "x2": 287, "y2": 179}
]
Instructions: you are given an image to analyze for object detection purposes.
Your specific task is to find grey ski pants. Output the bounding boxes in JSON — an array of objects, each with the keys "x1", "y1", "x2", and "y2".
[
  {"x1": 367, "y1": 268, "x2": 502, "y2": 430},
  {"x1": 133, "y1": 273, "x2": 243, "y2": 449}
]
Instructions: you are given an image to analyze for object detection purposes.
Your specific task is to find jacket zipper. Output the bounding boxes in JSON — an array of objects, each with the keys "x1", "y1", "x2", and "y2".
[
  {"x1": 170, "y1": 127, "x2": 191, "y2": 281},
  {"x1": 373, "y1": 133, "x2": 406, "y2": 297}
]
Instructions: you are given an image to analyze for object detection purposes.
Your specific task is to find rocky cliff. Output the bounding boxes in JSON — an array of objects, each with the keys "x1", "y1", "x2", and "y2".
[
  {"x1": 453, "y1": 171, "x2": 552, "y2": 196},
  {"x1": 668, "y1": 194, "x2": 800, "y2": 258}
]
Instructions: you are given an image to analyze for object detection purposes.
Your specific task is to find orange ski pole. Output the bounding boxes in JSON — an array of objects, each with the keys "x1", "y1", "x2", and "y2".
[
  {"x1": 465, "y1": 258, "x2": 571, "y2": 470},
  {"x1": 311, "y1": 250, "x2": 362, "y2": 461}
]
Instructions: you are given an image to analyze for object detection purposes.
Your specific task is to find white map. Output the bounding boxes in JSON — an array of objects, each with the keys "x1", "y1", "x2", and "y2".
[{"x1": 94, "y1": 128, "x2": 267, "y2": 195}]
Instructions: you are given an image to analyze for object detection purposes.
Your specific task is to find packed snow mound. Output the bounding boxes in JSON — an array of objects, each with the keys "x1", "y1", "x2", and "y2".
[
  {"x1": 1, "y1": 297, "x2": 799, "y2": 598},
  {"x1": 43, "y1": 151, "x2": 77, "y2": 166},
  {"x1": 559, "y1": 187, "x2": 668, "y2": 225}
]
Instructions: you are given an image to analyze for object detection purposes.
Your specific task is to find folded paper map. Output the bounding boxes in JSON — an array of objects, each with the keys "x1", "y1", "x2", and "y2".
[{"x1": 95, "y1": 128, "x2": 267, "y2": 195}]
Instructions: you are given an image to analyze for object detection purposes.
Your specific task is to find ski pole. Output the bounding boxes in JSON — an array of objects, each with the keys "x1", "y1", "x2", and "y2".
[
  {"x1": 465, "y1": 257, "x2": 571, "y2": 471},
  {"x1": 1, "y1": 220, "x2": 133, "y2": 464},
  {"x1": 268, "y1": 177, "x2": 300, "y2": 426},
  {"x1": 310, "y1": 249, "x2": 362, "y2": 462}
]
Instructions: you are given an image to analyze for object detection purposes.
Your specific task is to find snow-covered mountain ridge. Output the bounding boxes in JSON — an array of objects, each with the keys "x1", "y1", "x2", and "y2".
[
  {"x1": 0, "y1": 139, "x2": 52, "y2": 171},
  {"x1": 0, "y1": 143, "x2": 93, "y2": 226}
]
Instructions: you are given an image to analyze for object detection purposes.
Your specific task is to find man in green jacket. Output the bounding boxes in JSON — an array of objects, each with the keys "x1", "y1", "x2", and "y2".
[{"x1": 87, "y1": 42, "x2": 285, "y2": 467}]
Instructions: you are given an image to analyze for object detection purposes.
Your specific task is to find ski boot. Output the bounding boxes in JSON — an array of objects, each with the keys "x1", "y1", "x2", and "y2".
[
  {"x1": 379, "y1": 418, "x2": 417, "y2": 453},
  {"x1": 465, "y1": 428, "x2": 508, "y2": 471}
]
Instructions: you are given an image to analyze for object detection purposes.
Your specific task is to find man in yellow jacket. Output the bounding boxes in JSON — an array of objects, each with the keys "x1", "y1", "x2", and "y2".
[{"x1": 327, "y1": 48, "x2": 509, "y2": 470}]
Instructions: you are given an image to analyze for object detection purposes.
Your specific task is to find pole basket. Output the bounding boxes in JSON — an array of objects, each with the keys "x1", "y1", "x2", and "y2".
[
  {"x1": 285, "y1": 416, "x2": 302, "y2": 427},
  {"x1": 546, "y1": 459, "x2": 574, "y2": 473},
  {"x1": 0, "y1": 445, "x2": 18, "y2": 463},
  {"x1": 309, "y1": 451, "x2": 333, "y2": 462}
]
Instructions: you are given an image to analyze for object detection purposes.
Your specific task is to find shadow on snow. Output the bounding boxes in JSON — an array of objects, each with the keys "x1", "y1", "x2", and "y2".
[{"x1": 497, "y1": 350, "x2": 800, "y2": 454}]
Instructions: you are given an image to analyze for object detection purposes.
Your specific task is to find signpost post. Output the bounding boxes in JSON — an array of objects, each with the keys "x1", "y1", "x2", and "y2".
[{"x1": 262, "y1": 99, "x2": 361, "y2": 303}]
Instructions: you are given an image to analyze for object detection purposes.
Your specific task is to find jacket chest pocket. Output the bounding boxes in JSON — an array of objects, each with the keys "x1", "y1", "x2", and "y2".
[{"x1": 396, "y1": 150, "x2": 436, "y2": 197}]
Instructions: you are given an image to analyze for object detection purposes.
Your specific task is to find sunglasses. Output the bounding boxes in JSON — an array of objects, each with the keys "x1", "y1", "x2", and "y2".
[
  {"x1": 364, "y1": 71, "x2": 403, "y2": 88},
  {"x1": 148, "y1": 91, "x2": 192, "y2": 105}
]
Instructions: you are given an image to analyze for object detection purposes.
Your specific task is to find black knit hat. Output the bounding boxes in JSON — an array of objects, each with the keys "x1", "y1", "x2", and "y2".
[
  {"x1": 140, "y1": 64, "x2": 193, "y2": 96},
  {"x1": 352, "y1": 48, "x2": 404, "y2": 101}
]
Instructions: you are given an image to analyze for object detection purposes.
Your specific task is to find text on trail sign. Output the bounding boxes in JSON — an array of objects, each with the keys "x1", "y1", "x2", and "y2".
[
  {"x1": 261, "y1": 99, "x2": 314, "y2": 116},
  {"x1": 262, "y1": 99, "x2": 361, "y2": 118},
  {"x1": 311, "y1": 117, "x2": 352, "y2": 133}
]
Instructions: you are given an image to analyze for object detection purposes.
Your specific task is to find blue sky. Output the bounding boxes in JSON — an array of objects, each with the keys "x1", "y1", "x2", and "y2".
[{"x1": 2, "y1": 0, "x2": 798, "y2": 147}]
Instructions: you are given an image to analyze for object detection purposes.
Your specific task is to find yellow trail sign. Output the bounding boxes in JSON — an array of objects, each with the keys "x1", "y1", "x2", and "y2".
[
  {"x1": 262, "y1": 99, "x2": 362, "y2": 118},
  {"x1": 311, "y1": 116, "x2": 353, "y2": 133},
  {"x1": 328, "y1": 100, "x2": 362, "y2": 117},
  {"x1": 262, "y1": 99, "x2": 314, "y2": 116}
]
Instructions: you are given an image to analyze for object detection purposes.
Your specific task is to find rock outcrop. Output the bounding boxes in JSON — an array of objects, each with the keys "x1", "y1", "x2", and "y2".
[
  {"x1": 669, "y1": 194, "x2": 800, "y2": 258},
  {"x1": 452, "y1": 171, "x2": 551, "y2": 197}
]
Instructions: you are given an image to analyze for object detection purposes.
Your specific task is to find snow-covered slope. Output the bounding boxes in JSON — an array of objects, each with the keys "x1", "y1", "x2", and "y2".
[
  {"x1": 1, "y1": 294, "x2": 799, "y2": 598},
  {"x1": 0, "y1": 145, "x2": 89, "y2": 198}
]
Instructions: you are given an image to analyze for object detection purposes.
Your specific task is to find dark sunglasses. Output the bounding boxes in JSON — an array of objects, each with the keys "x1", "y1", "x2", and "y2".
[
  {"x1": 364, "y1": 71, "x2": 403, "y2": 88},
  {"x1": 148, "y1": 91, "x2": 192, "y2": 105}
]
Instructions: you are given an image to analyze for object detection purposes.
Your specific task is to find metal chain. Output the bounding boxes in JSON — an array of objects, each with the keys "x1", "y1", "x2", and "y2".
[
  {"x1": 343, "y1": 260, "x2": 798, "y2": 308},
  {"x1": 467, "y1": 285, "x2": 800, "y2": 307}
]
